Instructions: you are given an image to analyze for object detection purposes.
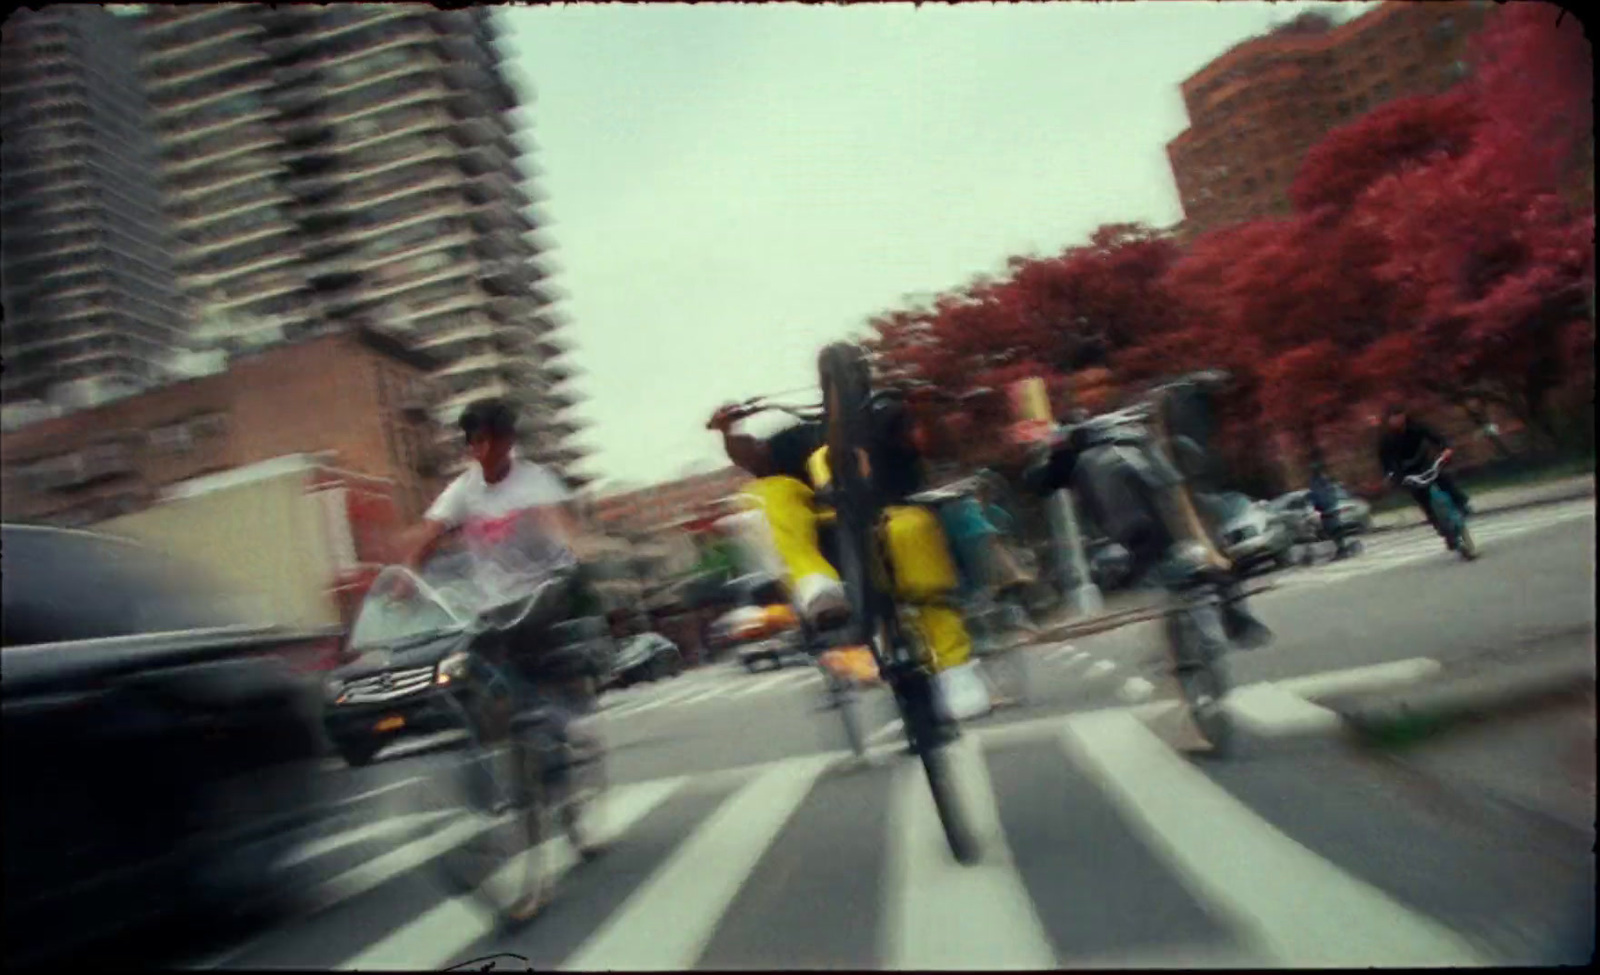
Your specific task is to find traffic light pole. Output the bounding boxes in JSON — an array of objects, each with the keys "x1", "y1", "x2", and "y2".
[{"x1": 1047, "y1": 487, "x2": 1104, "y2": 617}]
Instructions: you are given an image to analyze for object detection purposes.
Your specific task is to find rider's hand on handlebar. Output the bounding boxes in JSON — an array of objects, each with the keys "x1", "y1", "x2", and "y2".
[{"x1": 708, "y1": 402, "x2": 750, "y2": 432}]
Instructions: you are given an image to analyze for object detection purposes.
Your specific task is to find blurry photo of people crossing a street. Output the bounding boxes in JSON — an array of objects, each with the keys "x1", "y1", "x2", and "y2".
[{"x1": 2, "y1": 1, "x2": 1592, "y2": 970}]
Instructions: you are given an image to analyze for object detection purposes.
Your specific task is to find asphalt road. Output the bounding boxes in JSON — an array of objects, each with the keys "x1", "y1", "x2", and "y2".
[{"x1": 161, "y1": 500, "x2": 1593, "y2": 970}]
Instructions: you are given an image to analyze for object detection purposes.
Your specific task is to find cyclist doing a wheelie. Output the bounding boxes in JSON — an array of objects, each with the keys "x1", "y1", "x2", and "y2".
[
  {"x1": 1377, "y1": 404, "x2": 1472, "y2": 551},
  {"x1": 707, "y1": 392, "x2": 994, "y2": 721},
  {"x1": 1023, "y1": 371, "x2": 1274, "y2": 651}
]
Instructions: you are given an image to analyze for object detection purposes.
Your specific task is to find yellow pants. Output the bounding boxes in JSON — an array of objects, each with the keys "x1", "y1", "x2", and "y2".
[{"x1": 740, "y1": 475, "x2": 972, "y2": 672}]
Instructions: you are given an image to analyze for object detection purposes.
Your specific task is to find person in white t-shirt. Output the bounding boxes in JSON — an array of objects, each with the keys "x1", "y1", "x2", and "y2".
[{"x1": 405, "y1": 398, "x2": 580, "y2": 598}]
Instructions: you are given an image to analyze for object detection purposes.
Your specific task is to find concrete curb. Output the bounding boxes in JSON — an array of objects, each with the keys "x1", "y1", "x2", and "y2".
[
  {"x1": 1365, "y1": 482, "x2": 1595, "y2": 537},
  {"x1": 1328, "y1": 656, "x2": 1597, "y2": 748}
]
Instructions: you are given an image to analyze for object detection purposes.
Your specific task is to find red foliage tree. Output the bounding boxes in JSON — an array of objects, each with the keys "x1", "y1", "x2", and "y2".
[
  {"x1": 1288, "y1": 92, "x2": 1481, "y2": 215},
  {"x1": 1469, "y1": 1, "x2": 1593, "y2": 189},
  {"x1": 1355, "y1": 138, "x2": 1595, "y2": 447}
]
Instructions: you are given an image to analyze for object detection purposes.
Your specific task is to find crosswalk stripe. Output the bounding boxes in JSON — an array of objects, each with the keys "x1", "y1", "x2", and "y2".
[
  {"x1": 338, "y1": 777, "x2": 689, "y2": 971},
  {"x1": 278, "y1": 809, "x2": 460, "y2": 870},
  {"x1": 612, "y1": 682, "x2": 708, "y2": 717},
  {"x1": 1273, "y1": 657, "x2": 1441, "y2": 700},
  {"x1": 559, "y1": 754, "x2": 835, "y2": 971},
  {"x1": 885, "y1": 736, "x2": 1057, "y2": 970},
  {"x1": 671, "y1": 684, "x2": 735, "y2": 708},
  {"x1": 1223, "y1": 684, "x2": 1342, "y2": 738},
  {"x1": 302, "y1": 814, "x2": 499, "y2": 916},
  {"x1": 727, "y1": 670, "x2": 797, "y2": 699},
  {"x1": 1060, "y1": 710, "x2": 1490, "y2": 967}
]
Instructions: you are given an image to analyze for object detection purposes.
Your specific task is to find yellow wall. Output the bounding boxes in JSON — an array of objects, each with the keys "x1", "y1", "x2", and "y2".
[{"x1": 97, "y1": 471, "x2": 340, "y2": 630}]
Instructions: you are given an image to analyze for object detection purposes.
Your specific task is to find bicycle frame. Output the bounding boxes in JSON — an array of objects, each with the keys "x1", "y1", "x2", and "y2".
[{"x1": 1402, "y1": 458, "x2": 1464, "y2": 538}]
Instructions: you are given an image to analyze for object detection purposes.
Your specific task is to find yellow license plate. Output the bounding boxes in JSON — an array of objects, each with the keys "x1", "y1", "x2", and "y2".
[{"x1": 374, "y1": 716, "x2": 405, "y2": 733}]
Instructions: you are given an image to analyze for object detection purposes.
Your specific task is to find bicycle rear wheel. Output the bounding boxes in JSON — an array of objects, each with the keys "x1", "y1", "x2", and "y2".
[
  {"x1": 1164, "y1": 602, "x2": 1233, "y2": 756},
  {"x1": 428, "y1": 695, "x2": 553, "y2": 924},
  {"x1": 550, "y1": 707, "x2": 610, "y2": 859}
]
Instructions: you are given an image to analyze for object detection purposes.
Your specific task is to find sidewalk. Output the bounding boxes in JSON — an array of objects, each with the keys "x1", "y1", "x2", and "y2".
[{"x1": 1369, "y1": 473, "x2": 1594, "y2": 534}]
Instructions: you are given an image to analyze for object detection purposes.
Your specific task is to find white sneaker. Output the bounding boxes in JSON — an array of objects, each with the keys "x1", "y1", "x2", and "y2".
[
  {"x1": 795, "y1": 574, "x2": 849, "y2": 627},
  {"x1": 936, "y1": 661, "x2": 993, "y2": 722}
]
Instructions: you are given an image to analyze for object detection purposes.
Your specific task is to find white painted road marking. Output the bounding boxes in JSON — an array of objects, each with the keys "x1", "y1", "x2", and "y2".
[
  {"x1": 1062, "y1": 710, "x2": 1489, "y2": 967},
  {"x1": 559, "y1": 754, "x2": 833, "y2": 971},
  {"x1": 885, "y1": 735, "x2": 1057, "y2": 970},
  {"x1": 340, "y1": 777, "x2": 688, "y2": 971}
]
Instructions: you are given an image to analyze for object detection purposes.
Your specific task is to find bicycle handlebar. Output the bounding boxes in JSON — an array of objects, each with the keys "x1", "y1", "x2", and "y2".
[{"x1": 1400, "y1": 455, "x2": 1448, "y2": 489}]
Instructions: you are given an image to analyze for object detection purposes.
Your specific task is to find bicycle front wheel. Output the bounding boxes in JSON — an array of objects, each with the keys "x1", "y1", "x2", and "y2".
[{"x1": 818, "y1": 341, "x2": 976, "y2": 862}]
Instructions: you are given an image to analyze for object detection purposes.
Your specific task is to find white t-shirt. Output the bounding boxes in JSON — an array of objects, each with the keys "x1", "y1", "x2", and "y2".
[{"x1": 425, "y1": 457, "x2": 577, "y2": 605}]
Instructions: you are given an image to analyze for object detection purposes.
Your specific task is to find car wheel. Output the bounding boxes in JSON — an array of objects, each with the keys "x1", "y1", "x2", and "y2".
[
  {"x1": 336, "y1": 736, "x2": 381, "y2": 768},
  {"x1": 742, "y1": 658, "x2": 760, "y2": 673}
]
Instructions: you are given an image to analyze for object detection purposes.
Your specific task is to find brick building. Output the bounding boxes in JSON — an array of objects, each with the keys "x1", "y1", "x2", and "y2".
[
  {"x1": 591, "y1": 466, "x2": 750, "y2": 536},
  {"x1": 1, "y1": 325, "x2": 450, "y2": 527},
  {"x1": 1168, "y1": 2, "x2": 1492, "y2": 237}
]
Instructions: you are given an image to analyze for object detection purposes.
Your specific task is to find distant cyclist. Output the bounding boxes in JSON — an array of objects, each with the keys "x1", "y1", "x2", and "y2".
[
  {"x1": 1377, "y1": 404, "x2": 1472, "y2": 549},
  {"x1": 1308, "y1": 461, "x2": 1355, "y2": 558}
]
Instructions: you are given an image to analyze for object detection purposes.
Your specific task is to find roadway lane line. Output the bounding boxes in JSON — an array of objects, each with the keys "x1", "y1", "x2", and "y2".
[
  {"x1": 559, "y1": 753, "x2": 834, "y2": 971},
  {"x1": 1061, "y1": 710, "x2": 1489, "y2": 967},
  {"x1": 884, "y1": 734, "x2": 1057, "y2": 970},
  {"x1": 340, "y1": 777, "x2": 689, "y2": 972}
]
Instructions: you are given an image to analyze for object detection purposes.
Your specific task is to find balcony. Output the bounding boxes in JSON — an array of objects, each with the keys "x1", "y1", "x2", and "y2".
[
  {"x1": 340, "y1": 167, "x2": 458, "y2": 213},
  {"x1": 323, "y1": 79, "x2": 449, "y2": 130},
  {"x1": 322, "y1": 53, "x2": 444, "y2": 102},
  {"x1": 361, "y1": 262, "x2": 477, "y2": 306},
  {"x1": 167, "y1": 161, "x2": 280, "y2": 205},
  {"x1": 141, "y1": 4, "x2": 238, "y2": 43},
  {"x1": 147, "y1": 43, "x2": 261, "y2": 94},
  {"x1": 415, "y1": 319, "x2": 496, "y2": 353},
  {"x1": 185, "y1": 222, "x2": 291, "y2": 261},
  {"x1": 390, "y1": 292, "x2": 483, "y2": 328},
  {"x1": 337, "y1": 140, "x2": 454, "y2": 186},
  {"x1": 339, "y1": 200, "x2": 465, "y2": 247},
  {"x1": 309, "y1": 4, "x2": 415, "y2": 43},
  {"x1": 314, "y1": 19, "x2": 438, "y2": 73},
  {"x1": 438, "y1": 378, "x2": 511, "y2": 417}
]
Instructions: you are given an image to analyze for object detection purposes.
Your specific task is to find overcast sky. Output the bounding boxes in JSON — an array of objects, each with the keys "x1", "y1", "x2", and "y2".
[{"x1": 498, "y1": 1, "x2": 1371, "y2": 491}]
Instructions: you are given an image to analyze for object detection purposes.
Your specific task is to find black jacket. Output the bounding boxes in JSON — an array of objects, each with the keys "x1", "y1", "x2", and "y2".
[{"x1": 1378, "y1": 421, "x2": 1448, "y2": 481}]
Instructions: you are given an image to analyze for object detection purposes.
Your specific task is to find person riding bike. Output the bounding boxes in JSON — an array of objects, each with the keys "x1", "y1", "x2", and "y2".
[
  {"x1": 402, "y1": 398, "x2": 603, "y2": 745},
  {"x1": 707, "y1": 390, "x2": 993, "y2": 721},
  {"x1": 1308, "y1": 461, "x2": 1355, "y2": 558},
  {"x1": 1023, "y1": 371, "x2": 1273, "y2": 649},
  {"x1": 1377, "y1": 404, "x2": 1472, "y2": 549}
]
